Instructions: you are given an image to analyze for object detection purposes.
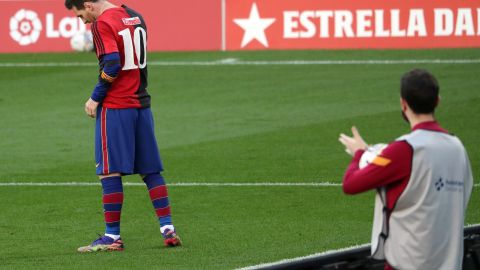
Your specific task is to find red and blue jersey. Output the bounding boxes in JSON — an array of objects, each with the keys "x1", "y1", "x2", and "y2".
[{"x1": 91, "y1": 5, "x2": 150, "y2": 109}]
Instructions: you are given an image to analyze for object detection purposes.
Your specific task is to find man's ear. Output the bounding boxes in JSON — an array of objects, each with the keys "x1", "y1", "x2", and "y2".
[
  {"x1": 84, "y1": 2, "x2": 94, "y2": 11},
  {"x1": 435, "y1": 95, "x2": 441, "y2": 108},
  {"x1": 400, "y1": 98, "x2": 408, "y2": 112}
]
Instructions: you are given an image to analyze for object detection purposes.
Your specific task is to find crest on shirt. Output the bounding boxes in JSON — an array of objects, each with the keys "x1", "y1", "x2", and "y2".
[{"x1": 122, "y1": 17, "x2": 141, "y2": 26}]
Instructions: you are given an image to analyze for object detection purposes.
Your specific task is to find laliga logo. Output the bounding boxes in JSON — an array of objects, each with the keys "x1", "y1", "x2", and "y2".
[
  {"x1": 10, "y1": 9, "x2": 86, "y2": 46},
  {"x1": 10, "y1": 9, "x2": 42, "y2": 46}
]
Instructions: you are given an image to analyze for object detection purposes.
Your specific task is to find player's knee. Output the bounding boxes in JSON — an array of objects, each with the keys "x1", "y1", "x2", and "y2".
[
  {"x1": 141, "y1": 173, "x2": 157, "y2": 181},
  {"x1": 141, "y1": 173, "x2": 163, "y2": 182}
]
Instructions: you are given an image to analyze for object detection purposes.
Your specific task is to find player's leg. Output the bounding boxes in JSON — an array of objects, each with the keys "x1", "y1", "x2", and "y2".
[
  {"x1": 142, "y1": 173, "x2": 180, "y2": 246},
  {"x1": 78, "y1": 107, "x2": 136, "y2": 253},
  {"x1": 100, "y1": 174, "x2": 123, "y2": 241},
  {"x1": 78, "y1": 172, "x2": 125, "y2": 253},
  {"x1": 135, "y1": 108, "x2": 181, "y2": 247}
]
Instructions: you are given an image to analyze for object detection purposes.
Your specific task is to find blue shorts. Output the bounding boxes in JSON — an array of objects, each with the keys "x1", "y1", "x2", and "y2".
[{"x1": 95, "y1": 107, "x2": 163, "y2": 176}]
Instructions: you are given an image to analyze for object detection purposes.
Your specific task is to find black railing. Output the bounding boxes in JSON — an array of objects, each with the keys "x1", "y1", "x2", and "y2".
[{"x1": 253, "y1": 225, "x2": 480, "y2": 270}]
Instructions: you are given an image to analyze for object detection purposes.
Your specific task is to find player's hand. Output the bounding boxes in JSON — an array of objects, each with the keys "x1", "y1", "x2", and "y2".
[
  {"x1": 85, "y1": 98, "x2": 99, "y2": 118},
  {"x1": 339, "y1": 126, "x2": 368, "y2": 156}
]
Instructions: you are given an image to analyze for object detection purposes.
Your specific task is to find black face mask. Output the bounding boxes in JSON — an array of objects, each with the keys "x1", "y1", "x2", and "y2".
[{"x1": 401, "y1": 110, "x2": 409, "y2": 123}]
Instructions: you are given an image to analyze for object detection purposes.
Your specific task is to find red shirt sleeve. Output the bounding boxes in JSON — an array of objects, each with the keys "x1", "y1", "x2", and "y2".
[
  {"x1": 342, "y1": 141, "x2": 413, "y2": 194},
  {"x1": 92, "y1": 20, "x2": 119, "y2": 58}
]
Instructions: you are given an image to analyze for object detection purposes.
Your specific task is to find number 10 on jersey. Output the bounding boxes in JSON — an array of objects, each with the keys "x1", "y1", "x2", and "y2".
[{"x1": 118, "y1": 27, "x2": 147, "y2": 70}]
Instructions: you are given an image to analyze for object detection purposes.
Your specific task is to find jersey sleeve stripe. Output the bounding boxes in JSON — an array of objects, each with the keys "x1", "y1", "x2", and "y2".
[
  {"x1": 97, "y1": 25, "x2": 106, "y2": 55},
  {"x1": 92, "y1": 23, "x2": 105, "y2": 56},
  {"x1": 97, "y1": 25, "x2": 106, "y2": 56},
  {"x1": 91, "y1": 23, "x2": 101, "y2": 55}
]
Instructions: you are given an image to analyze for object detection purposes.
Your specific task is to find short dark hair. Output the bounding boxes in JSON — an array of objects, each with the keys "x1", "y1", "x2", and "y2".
[
  {"x1": 64, "y1": 0, "x2": 99, "y2": 10},
  {"x1": 400, "y1": 69, "x2": 439, "y2": 114}
]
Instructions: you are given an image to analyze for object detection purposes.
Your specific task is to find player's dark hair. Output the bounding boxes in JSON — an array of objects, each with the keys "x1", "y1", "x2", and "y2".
[
  {"x1": 65, "y1": 0, "x2": 99, "y2": 10},
  {"x1": 400, "y1": 69, "x2": 439, "y2": 114}
]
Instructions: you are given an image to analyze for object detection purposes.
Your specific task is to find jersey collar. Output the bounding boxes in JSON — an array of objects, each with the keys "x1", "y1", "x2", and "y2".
[{"x1": 412, "y1": 121, "x2": 448, "y2": 133}]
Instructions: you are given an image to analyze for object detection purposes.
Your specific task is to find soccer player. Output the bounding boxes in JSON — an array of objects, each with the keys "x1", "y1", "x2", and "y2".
[
  {"x1": 338, "y1": 69, "x2": 473, "y2": 270},
  {"x1": 64, "y1": 0, "x2": 181, "y2": 252}
]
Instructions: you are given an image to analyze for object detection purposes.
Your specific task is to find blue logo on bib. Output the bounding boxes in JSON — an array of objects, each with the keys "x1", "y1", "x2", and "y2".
[{"x1": 435, "y1": 178, "x2": 444, "y2": 191}]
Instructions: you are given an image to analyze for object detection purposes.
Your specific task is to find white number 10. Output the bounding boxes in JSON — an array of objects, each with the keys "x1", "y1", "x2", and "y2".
[{"x1": 118, "y1": 27, "x2": 147, "y2": 70}]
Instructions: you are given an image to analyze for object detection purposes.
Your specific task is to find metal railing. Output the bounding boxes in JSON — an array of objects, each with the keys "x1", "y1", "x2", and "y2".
[{"x1": 255, "y1": 225, "x2": 480, "y2": 270}]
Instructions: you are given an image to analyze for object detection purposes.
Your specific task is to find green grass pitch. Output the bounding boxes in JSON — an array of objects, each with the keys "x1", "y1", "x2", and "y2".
[{"x1": 0, "y1": 49, "x2": 479, "y2": 269}]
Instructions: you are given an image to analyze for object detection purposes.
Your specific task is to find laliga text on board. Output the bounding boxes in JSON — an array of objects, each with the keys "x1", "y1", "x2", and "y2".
[{"x1": 9, "y1": 8, "x2": 87, "y2": 46}]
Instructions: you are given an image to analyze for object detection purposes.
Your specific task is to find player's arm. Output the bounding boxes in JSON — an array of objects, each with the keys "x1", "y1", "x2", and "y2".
[
  {"x1": 342, "y1": 141, "x2": 413, "y2": 194},
  {"x1": 85, "y1": 21, "x2": 120, "y2": 117},
  {"x1": 90, "y1": 52, "x2": 121, "y2": 102},
  {"x1": 84, "y1": 53, "x2": 121, "y2": 118},
  {"x1": 90, "y1": 20, "x2": 121, "y2": 103}
]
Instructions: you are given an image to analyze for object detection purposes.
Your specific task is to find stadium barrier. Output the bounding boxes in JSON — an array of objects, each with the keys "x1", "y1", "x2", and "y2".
[
  {"x1": 250, "y1": 225, "x2": 480, "y2": 270},
  {"x1": 1, "y1": 0, "x2": 479, "y2": 53},
  {"x1": 1, "y1": 0, "x2": 220, "y2": 53}
]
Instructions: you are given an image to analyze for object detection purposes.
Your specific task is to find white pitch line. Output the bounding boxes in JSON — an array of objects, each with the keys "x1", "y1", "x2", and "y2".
[
  {"x1": 1, "y1": 59, "x2": 480, "y2": 68},
  {"x1": 0, "y1": 182, "x2": 342, "y2": 187},
  {"x1": 149, "y1": 59, "x2": 480, "y2": 66},
  {"x1": 236, "y1": 243, "x2": 371, "y2": 270},
  {"x1": 0, "y1": 182, "x2": 478, "y2": 187}
]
